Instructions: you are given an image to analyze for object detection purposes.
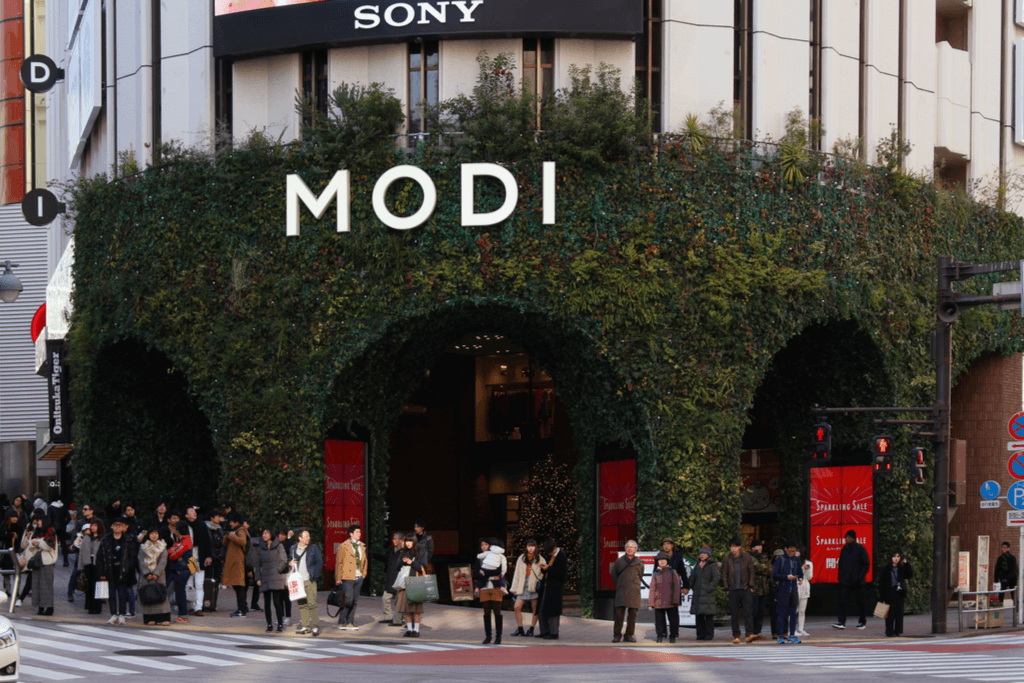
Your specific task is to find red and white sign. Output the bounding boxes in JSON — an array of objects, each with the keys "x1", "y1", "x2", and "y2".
[
  {"x1": 324, "y1": 440, "x2": 366, "y2": 570},
  {"x1": 598, "y1": 460, "x2": 636, "y2": 590},
  {"x1": 1009, "y1": 451, "x2": 1024, "y2": 480},
  {"x1": 809, "y1": 465, "x2": 874, "y2": 584},
  {"x1": 1009, "y1": 412, "x2": 1024, "y2": 440}
]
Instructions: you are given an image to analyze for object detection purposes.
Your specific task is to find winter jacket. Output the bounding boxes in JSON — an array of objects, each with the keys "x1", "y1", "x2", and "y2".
[
  {"x1": 648, "y1": 565, "x2": 681, "y2": 609},
  {"x1": 416, "y1": 532, "x2": 434, "y2": 564},
  {"x1": 665, "y1": 549, "x2": 690, "y2": 589},
  {"x1": 95, "y1": 532, "x2": 140, "y2": 585},
  {"x1": 206, "y1": 521, "x2": 226, "y2": 563},
  {"x1": 772, "y1": 553, "x2": 804, "y2": 593},
  {"x1": 994, "y1": 552, "x2": 1019, "y2": 588},
  {"x1": 720, "y1": 551, "x2": 755, "y2": 591},
  {"x1": 254, "y1": 539, "x2": 288, "y2": 592},
  {"x1": 689, "y1": 559, "x2": 720, "y2": 615},
  {"x1": 876, "y1": 561, "x2": 914, "y2": 604},
  {"x1": 510, "y1": 553, "x2": 546, "y2": 595},
  {"x1": 837, "y1": 541, "x2": 870, "y2": 586},
  {"x1": 798, "y1": 559, "x2": 814, "y2": 599},
  {"x1": 77, "y1": 534, "x2": 99, "y2": 570},
  {"x1": 21, "y1": 526, "x2": 59, "y2": 566},
  {"x1": 222, "y1": 526, "x2": 249, "y2": 586},
  {"x1": 187, "y1": 521, "x2": 213, "y2": 565},
  {"x1": 611, "y1": 554, "x2": 644, "y2": 609},
  {"x1": 377, "y1": 546, "x2": 404, "y2": 592},
  {"x1": 750, "y1": 549, "x2": 773, "y2": 596},
  {"x1": 290, "y1": 542, "x2": 323, "y2": 581},
  {"x1": 538, "y1": 548, "x2": 567, "y2": 618},
  {"x1": 335, "y1": 538, "x2": 368, "y2": 583}
]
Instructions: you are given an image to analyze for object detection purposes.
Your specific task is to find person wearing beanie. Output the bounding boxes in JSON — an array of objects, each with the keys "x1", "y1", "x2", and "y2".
[
  {"x1": 749, "y1": 538, "x2": 771, "y2": 640},
  {"x1": 611, "y1": 540, "x2": 644, "y2": 643},
  {"x1": 649, "y1": 551, "x2": 682, "y2": 643},
  {"x1": 660, "y1": 537, "x2": 690, "y2": 593},
  {"x1": 223, "y1": 512, "x2": 250, "y2": 617},
  {"x1": 722, "y1": 536, "x2": 756, "y2": 644},
  {"x1": 689, "y1": 545, "x2": 719, "y2": 640}
]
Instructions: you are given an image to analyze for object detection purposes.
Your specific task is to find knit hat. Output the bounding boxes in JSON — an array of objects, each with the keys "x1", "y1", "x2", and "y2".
[
  {"x1": 773, "y1": 549, "x2": 785, "y2": 557},
  {"x1": 655, "y1": 551, "x2": 670, "y2": 563},
  {"x1": 661, "y1": 537, "x2": 675, "y2": 546},
  {"x1": 699, "y1": 545, "x2": 712, "y2": 556},
  {"x1": 750, "y1": 538, "x2": 764, "y2": 548},
  {"x1": 729, "y1": 536, "x2": 742, "y2": 547}
]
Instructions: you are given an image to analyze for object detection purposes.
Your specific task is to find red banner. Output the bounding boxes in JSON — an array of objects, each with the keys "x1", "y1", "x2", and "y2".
[
  {"x1": 324, "y1": 440, "x2": 365, "y2": 570},
  {"x1": 810, "y1": 524, "x2": 873, "y2": 584},
  {"x1": 809, "y1": 465, "x2": 873, "y2": 583},
  {"x1": 598, "y1": 459, "x2": 637, "y2": 590},
  {"x1": 810, "y1": 467, "x2": 843, "y2": 525}
]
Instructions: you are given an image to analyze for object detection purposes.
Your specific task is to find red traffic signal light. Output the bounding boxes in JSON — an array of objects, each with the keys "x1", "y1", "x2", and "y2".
[
  {"x1": 872, "y1": 434, "x2": 893, "y2": 472},
  {"x1": 911, "y1": 446, "x2": 926, "y2": 485},
  {"x1": 810, "y1": 422, "x2": 832, "y2": 461}
]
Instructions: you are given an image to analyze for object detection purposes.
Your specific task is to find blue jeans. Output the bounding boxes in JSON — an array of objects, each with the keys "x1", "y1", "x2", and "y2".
[
  {"x1": 108, "y1": 580, "x2": 129, "y2": 616},
  {"x1": 776, "y1": 588, "x2": 798, "y2": 638},
  {"x1": 168, "y1": 571, "x2": 189, "y2": 617},
  {"x1": 339, "y1": 578, "x2": 364, "y2": 624},
  {"x1": 67, "y1": 568, "x2": 80, "y2": 596}
]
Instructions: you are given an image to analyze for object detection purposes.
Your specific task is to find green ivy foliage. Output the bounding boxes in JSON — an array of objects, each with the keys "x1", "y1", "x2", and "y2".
[{"x1": 65, "y1": 72, "x2": 1024, "y2": 615}]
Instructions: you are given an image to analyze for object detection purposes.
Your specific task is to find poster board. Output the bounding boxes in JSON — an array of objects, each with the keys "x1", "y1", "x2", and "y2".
[
  {"x1": 617, "y1": 551, "x2": 696, "y2": 626},
  {"x1": 977, "y1": 535, "x2": 990, "y2": 593},
  {"x1": 448, "y1": 565, "x2": 474, "y2": 602},
  {"x1": 958, "y1": 551, "x2": 971, "y2": 592},
  {"x1": 809, "y1": 466, "x2": 874, "y2": 583}
]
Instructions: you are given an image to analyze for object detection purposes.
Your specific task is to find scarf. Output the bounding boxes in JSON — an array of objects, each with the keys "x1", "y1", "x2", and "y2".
[{"x1": 140, "y1": 539, "x2": 167, "y2": 575}]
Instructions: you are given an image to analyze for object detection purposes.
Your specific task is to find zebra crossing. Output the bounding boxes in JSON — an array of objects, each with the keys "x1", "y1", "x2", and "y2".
[
  {"x1": 672, "y1": 639, "x2": 1024, "y2": 682},
  {"x1": 16, "y1": 622, "x2": 499, "y2": 681}
]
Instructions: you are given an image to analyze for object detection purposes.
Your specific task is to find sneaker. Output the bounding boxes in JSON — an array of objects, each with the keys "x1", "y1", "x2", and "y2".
[
  {"x1": 127, "y1": 613, "x2": 135, "y2": 618},
  {"x1": 107, "y1": 616, "x2": 119, "y2": 625},
  {"x1": 669, "y1": 637, "x2": 676, "y2": 643},
  {"x1": 832, "y1": 623, "x2": 845, "y2": 629},
  {"x1": 777, "y1": 637, "x2": 786, "y2": 644},
  {"x1": 176, "y1": 617, "x2": 189, "y2": 623},
  {"x1": 349, "y1": 623, "x2": 360, "y2": 630},
  {"x1": 787, "y1": 636, "x2": 801, "y2": 644},
  {"x1": 296, "y1": 627, "x2": 310, "y2": 634},
  {"x1": 276, "y1": 624, "x2": 284, "y2": 633},
  {"x1": 14, "y1": 600, "x2": 20, "y2": 607},
  {"x1": 282, "y1": 618, "x2": 289, "y2": 626},
  {"x1": 311, "y1": 627, "x2": 320, "y2": 637},
  {"x1": 229, "y1": 610, "x2": 246, "y2": 618},
  {"x1": 338, "y1": 624, "x2": 348, "y2": 630},
  {"x1": 117, "y1": 615, "x2": 126, "y2": 625},
  {"x1": 856, "y1": 623, "x2": 867, "y2": 629}
]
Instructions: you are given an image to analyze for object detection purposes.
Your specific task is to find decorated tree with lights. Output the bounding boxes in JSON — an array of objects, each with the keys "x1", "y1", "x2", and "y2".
[{"x1": 515, "y1": 456, "x2": 579, "y2": 592}]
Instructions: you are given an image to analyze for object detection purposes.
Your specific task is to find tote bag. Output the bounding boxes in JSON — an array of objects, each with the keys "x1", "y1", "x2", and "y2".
[
  {"x1": 873, "y1": 601, "x2": 890, "y2": 619},
  {"x1": 94, "y1": 580, "x2": 110, "y2": 600},
  {"x1": 405, "y1": 573, "x2": 440, "y2": 603},
  {"x1": 392, "y1": 565, "x2": 411, "y2": 592},
  {"x1": 286, "y1": 571, "x2": 306, "y2": 601}
]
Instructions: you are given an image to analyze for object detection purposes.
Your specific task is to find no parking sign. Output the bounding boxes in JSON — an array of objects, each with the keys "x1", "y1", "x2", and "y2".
[{"x1": 1010, "y1": 452, "x2": 1024, "y2": 480}]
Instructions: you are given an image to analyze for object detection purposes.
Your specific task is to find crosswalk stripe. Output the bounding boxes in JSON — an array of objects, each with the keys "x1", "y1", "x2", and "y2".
[
  {"x1": 17, "y1": 635, "x2": 101, "y2": 652},
  {"x1": 314, "y1": 647, "x2": 382, "y2": 657},
  {"x1": 331, "y1": 643, "x2": 410, "y2": 653},
  {"x1": 962, "y1": 676, "x2": 1024, "y2": 682},
  {"x1": 857, "y1": 663, "x2": 1024, "y2": 672},
  {"x1": 218, "y1": 633, "x2": 315, "y2": 647},
  {"x1": 19, "y1": 664, "x2": 82, "y2": 680},
  {"x1": 171, "y1": 654, "x2": 242, "y2": 667},
  {"x1": 58, "y1": 625, "x2": 289, "y2": 663},
  {"x1": 20, "y1": 649, "x2": 138, "y2": 674},
  {"x1": 15, "y1": 624, "x2": 121, "y2": 648},
  {"x1": 401, "y1": 643, "x2": 457, "y2": 651},
  {"x1": 103, "y1": 655, "x2": 196, "y2": 671}
]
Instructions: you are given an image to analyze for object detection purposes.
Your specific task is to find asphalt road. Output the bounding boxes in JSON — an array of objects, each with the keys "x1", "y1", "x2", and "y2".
[{"x1": 19, "y1": 622, "x2": 1024, "y2": 683}]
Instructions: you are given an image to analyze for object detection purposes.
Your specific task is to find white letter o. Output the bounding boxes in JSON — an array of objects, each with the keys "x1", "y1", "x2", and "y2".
[
  {"x1": 372, "y1": 165, "x2": 437, "y2": 230},
  {"x1": 384, "y1": 3, "x2": 415, "y2": 26}
]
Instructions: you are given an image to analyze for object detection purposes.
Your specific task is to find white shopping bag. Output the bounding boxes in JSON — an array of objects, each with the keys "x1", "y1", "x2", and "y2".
[
  {"x1": 95, "y1": 580, "x2": 110, "y2": 600},
  {"x1": 287, "y1": 572, "x2": 306, "y2": 601}
]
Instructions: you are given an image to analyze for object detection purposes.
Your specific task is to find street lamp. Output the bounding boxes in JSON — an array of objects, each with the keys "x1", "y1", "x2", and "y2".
[{"x1": 0, "y1": 261, "x2": 22, "y2": 304}]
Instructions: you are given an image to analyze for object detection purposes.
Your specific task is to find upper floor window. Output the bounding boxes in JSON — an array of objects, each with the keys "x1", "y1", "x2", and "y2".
[
  {"x1": 409, "y1": 41, "x2": 439, "y2": 135},
  {"x1": 523, "y1": 38, "x2": 554, "y2": 127},
  {"x1": 301, "y1": 49, "x2": 329, "y2": 136},
  {"x1": 636, "y1": 0, "x2": 662, "y2": 132}
]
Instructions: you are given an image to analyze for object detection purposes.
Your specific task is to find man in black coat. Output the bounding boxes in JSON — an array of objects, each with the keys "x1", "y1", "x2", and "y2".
[
  {"x1": 96, "y1": 517, "x2": 140, "y2": 624},
  {"x1": 994, "y1": 541, "x2": 1019, "y2": 601},
  {"x1": 833, "y1": 530, "x2": 870, "y2": 629},
  {"x1": 660, "y1": 538, "x2": 689, "y2": 589},
  {"x1": 373, "y1": 532, "x2": 405, "y2": 627},
  {"x1": 537, "y1": 538, "x2": 567, "y2": 640}
]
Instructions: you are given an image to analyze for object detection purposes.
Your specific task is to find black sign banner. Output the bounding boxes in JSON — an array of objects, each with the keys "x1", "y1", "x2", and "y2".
[
  {"x1": 47, "y1": 340, "x2": 72, "y2": 445},
  {"x1": 214, "y1": 0, "x2": 642, "y2": 58}
]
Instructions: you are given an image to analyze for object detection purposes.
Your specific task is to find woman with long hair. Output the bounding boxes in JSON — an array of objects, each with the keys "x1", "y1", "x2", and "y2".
[
  {"x1": 475, "y1": 537, "x2": 508, "y2": 644},
  {"x1": 254, "y1": 527, "x2": 288, "y2": 632},
  {"x1": 0, "y1": 510, "x2": 22, "y2": 598},
  {"x1": 393, "y1": 533, "x2": 425, "y2": 638},
  {"x1": 138, "y1": 527, "x2": 170, "y2": 625},
  {"x1": 21, "y1": 511, "x2": 58, "y2": 615},
  {"x1": 511, "y1": 538, "x2": 546, "y2": 637},
  {"x1": 79, "y1": 520, "x2": 105, "y2": 614}
]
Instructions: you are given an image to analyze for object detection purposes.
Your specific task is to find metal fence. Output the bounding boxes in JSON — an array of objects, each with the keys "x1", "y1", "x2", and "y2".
[{"x1": 956, "y1": 587, "x2": 1019, "y2": 632}]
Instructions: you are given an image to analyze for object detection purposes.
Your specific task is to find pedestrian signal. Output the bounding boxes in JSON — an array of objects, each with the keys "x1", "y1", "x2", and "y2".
[
  {"x1": 810, "y1": 422, "x2": 832, "y2": 461},
  {"x1": 872, "y1": 434, "x2": 893, "y2": 473}
]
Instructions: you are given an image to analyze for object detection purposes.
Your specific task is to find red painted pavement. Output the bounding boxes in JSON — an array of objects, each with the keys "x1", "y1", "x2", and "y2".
[{"x1": 307, "y1": 646, "x2": 741, "y2": 666}]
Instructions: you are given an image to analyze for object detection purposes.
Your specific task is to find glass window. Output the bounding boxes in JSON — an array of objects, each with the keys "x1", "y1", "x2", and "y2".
[
  {"x1": 301, "y1": 49, "x2": 328, "y2": 136},
  {"x1": 636, "y1": 0, "x2": 662, "y2": 132},
  {"x1": 408, "y1": 41, "x2": 439, "y2": 135},
  {"x1": 523, "y1": 38, "x2": 554, "y2": 127}
]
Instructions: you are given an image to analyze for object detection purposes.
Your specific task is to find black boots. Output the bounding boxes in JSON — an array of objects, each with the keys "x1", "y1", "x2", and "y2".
[
  {"x1": 494, "y1": 613, "x2": 503, "y2": 645},
  {"x1": 525, "y1": 626, "x2": 534, "y2": 637},
  {"x1": 482, "y1": 613, "x2": 492, "y2": 644},
  {"x1": 512, "y1": 626, "x2": 525, "y2": 637}
]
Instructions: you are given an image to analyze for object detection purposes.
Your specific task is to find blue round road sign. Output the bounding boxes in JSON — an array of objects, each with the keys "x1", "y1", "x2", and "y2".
[
  {"x1": 1009, "y1": 412, "x2": 1024, "y2": 440},
  {"x1": 1010, "y1": 452, "x2": 1024, "y2": 481},
  {"x1": 981, "y1": 480, "x2": 1001, "y2": 500},
  {"x1": 1008, "y1": 481, "x2": 1024, "y2": 510}
]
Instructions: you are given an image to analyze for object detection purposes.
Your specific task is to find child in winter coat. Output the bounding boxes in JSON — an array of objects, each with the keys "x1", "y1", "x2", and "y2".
[
  {"x1": 475, "y1": 541, "x2": 508, "y2": 593},
  {"x1": 648, "y1": 551, "x2": 682, "y2": 643}
]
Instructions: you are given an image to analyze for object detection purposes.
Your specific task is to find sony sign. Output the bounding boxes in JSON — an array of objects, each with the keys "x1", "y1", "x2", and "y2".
[
  {"x1": 286, "y1": 162, "x2": 556, "y2": 236},
  {"x1": 354, "y1": 1, "x2": 484, "y2": 29}
]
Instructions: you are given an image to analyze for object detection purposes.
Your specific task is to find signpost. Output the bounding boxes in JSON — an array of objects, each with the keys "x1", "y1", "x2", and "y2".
[{"x1": 1009, "y1": 452, "x2": 1024, "y2": 480}]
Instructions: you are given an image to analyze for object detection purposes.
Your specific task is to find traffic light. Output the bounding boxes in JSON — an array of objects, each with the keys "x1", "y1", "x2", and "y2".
[
  {"x1": 810, "y1": 422, "x2": 832, "y2": 461},
  {"x1": 872, "y1": 434, "x2": 893, "y2": 473},
  {"x1": 910, "y1": 446, "x2": 926, "y2": 485}
]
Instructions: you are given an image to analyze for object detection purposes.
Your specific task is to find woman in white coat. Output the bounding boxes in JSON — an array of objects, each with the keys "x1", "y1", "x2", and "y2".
[
  {"x1": 796, "y1": 546, "x2": 813, "y2": 637},
  {"x1": 510, "y1": 539, "x2": 546, "y2": 637}
]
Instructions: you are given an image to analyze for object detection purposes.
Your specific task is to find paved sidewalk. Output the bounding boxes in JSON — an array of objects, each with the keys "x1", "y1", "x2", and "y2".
[{"x1": 7, "y1": 562, "x2": 1020, "y2": 647}]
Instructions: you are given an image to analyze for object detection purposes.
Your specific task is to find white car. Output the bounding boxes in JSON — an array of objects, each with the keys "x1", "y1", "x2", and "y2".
[{"x1": 0, "y1": 593, "x2": 17, "y2": 681}]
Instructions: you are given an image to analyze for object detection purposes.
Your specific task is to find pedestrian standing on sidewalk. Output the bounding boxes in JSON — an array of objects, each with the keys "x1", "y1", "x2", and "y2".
[
  {"x1": 223, "y1": 512, "x2": 250, "y2": 618},
  {"x1": 0, "y1": 510, "x2": 22, "y2": 600},
  {"x1": 278, "y1": 530, "x2": 293, "y2": 626},
  {"x1": 255, "y1": 527, "x2": 288, "y2": 632},
  {"x1": 475, "y1": 537, "x2": 508, "y2": 645},
  {"x1": 335, "y1": 524, "x2": 368, "y2": 630},
  {"x1": 648, "y1": 551, "x2": 681, "y2": 643},
  {"x1": 138, "y1": 527, "x2": 170, "y2": 625},
  {"x1": 611, "y1": 540, "x2": 644, "y2": 643},
  {"x1": 289, "y1": 529, "x2": 322, "y2": 636},
  {"x1": 96, "y1": 516, "x2": 139, "y2": 624},
  {"x1": 536, "y1": 538, "x2": 567, "y2": 640},
  {"x1": 689, "y1": 545, "x2": 719, "y2": 641},
  {"x1": 21, "y1": 512, "x2": 58, "y2": 616},
  {"x1": 510, "y1": 539, "x2": 546, "y2": 637},
  {"x1": 877, "y1": 550, "x2": 913, "y2": 637},
  {"x1": 772, "y1": 540, "x2": 803, "y2": 644},
  {"x1": 166, "y1": 521, "x2": 193, "y2": 623},
  {"x1": 6, "y1": 496, "x2": 27, "y2": 530},
  {"x1": 394, "y1": 533, "x2": 425, "y2": 638},
  {"x1": 185, "y1": 507, "x2": 212, "y2": 617},
  {"x1": 205, "y1": 509, "x2": 227, "y2": 585},
  {"x1": 49, "y1": 500, "x2": 70, "y2": 568},
  {"x1": 795, "y1": 547, "x2": 813, "y2": 637},
  {"x1": 78, "y1": 520, "x2": 104, "y2": 614},
  {"x1": 749, "y1": 539, "x2": 771, "y2": 640},
  {"x1": 994, "y1": 541, "x2": 1018, "y2": 602},
  {"x1": 244, "y1": 518, "x2": 261, "y2": 612},
  {"x1": 375, "y1": 532, "x2": 405, "y2": 627},
  {"x1": 147, "y1": 503, "x2": 169, "y2": 537},
  {"x1": 414, "y1": 521, "x2": 434, "y2": 568},
  {"x1": 769, "y1": 548, "x2": 784, "y2": 637},
  {"x1": 660, "y1": 538, "x2": 690, "y2": 592},
  {"x1": 833, "y1": 530, "x2": 870, "y2": 630},
  {"x1": 722, "y1": 536, "x2": 755, "y2": 644}
]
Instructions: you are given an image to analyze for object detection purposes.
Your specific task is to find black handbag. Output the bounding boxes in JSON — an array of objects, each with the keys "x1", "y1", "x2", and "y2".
[
  {"x1": 326, "y1": 585, "x2": 351, "y2": 618},
  {"x1": 138, "y1": 581, "x2": 168, "y2": 605},
  {"x1": 26, "y1": 554, "x2": 41, "y2": 571}
]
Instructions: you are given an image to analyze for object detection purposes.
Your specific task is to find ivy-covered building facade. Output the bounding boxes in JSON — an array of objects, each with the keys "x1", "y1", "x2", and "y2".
[{"x1": 22, "y1": 1, "x2": 1024, "y2": 616}]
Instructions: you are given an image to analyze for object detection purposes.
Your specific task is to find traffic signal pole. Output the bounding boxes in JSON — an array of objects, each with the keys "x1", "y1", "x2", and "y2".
[{"x1": 932, "y1": 255, "x2": 953, "y2": 634}]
